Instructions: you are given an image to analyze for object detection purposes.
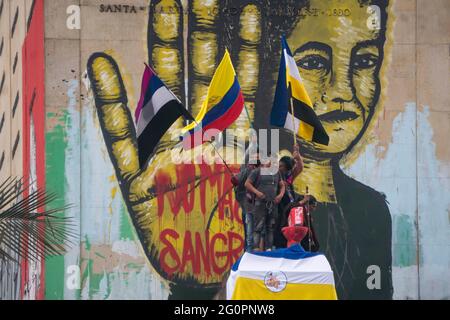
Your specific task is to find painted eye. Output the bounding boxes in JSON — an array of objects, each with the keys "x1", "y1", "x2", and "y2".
[
  {"x1": 297, "y1": 55, "x2": 329, "y2": 71},
  {"x1": 352, "y1": 54, "x2": 378, "y2": 69}
]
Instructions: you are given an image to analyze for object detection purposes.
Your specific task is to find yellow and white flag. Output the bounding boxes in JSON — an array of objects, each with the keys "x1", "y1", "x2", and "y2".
[{"x1": 226, "y1": 244, "x2": 337, "y2": 300}]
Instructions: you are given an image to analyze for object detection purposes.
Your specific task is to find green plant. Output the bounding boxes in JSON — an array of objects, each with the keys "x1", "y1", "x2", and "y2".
[{"x1": 0, "y1": 177, "x2": 76, "y2": 263}]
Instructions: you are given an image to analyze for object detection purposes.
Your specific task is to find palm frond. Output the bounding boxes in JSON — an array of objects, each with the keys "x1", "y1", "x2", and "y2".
[{"x1": 0, "y1": 177, "x2": 77, "y2": 263}]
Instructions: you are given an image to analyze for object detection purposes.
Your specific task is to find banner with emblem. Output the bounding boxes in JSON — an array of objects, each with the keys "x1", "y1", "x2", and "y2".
[{"x1": 226, "y1": 244, "x2": 337, "y2": 300}]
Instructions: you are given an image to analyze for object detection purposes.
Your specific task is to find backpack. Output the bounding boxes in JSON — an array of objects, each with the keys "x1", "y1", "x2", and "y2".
[
  {"x1": 287, "y1": 205, "x2": 306, "y2": 226},
  {"x1": 282, "y1": 205, "x2": 309, "y2": 248},
  {"x1": 282, "y1": 202, "x2": 320, "y2": 252}
]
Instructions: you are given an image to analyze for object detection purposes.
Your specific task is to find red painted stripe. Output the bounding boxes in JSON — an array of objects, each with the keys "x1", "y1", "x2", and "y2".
[{"x1": 21, "y1": 0, "x2": 45, "y2": 300}]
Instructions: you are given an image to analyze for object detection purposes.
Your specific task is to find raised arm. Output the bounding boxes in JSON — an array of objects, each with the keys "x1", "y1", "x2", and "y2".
[{"x1": 291, "y1": 144, "x2": 304, "y2": 180}]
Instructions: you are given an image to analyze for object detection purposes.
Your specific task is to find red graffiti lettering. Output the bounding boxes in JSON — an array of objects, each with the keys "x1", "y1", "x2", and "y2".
[
  {"x1": 155, "y1": 164, "x2": 196, "y2": 217},
  {"x1": 199, "y1": 162, "x2": 223, "y2": 216},
  {"x1": 159, "y1": 229, "x2": 181, "y2": 276},
  {"x1": 155, "y1": 163, "x2": 242, "y2": 222},
  {"x1": 210, "y1": 232, "x2": 229, "y2": 275},
  {"x1": 158, "y1": 228, "x2": 244, "y2": 278},
  {"x1": 195, "y1": 230, "x2": 211, "y2": 276}
]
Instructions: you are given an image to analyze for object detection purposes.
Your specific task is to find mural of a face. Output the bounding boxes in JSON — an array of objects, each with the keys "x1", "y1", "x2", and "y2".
[
  {"x1": 288, "y1": 0, "x2": 385, "y2": 158},
  {"x1": 280, "y1": 1, "x2": 392, "y2": 300}
]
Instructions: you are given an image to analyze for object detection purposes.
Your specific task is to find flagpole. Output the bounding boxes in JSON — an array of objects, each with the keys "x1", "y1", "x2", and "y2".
[
  {"x1": 305, "y1": 185, "x2": 312, "y2": 252},
  {"x1": 189, "y1": 117, "x2": 235, "y2": 176},
  {"x1": 244, "y1": 104, "x2": 253, "y2": 128},
  {"x1": 207, "y1": 139, "x2": 234, "y2": 175}
]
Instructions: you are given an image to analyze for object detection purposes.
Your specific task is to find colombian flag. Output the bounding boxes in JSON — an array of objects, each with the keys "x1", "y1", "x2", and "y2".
[
  {"x1": 182, "y1": 50, "x2": 244, "y2": 149},
  {"x1": 226, "y1": 244, "x2": 337, "y2": 300},
  {"x1": 271, "y1": 37, "x2": 329, "y2": 146}
]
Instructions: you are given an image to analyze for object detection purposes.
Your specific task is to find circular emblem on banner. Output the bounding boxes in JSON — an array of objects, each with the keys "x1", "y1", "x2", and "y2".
[{"x1": 264, "y1": 271, "x2": 288, "y2": 293}]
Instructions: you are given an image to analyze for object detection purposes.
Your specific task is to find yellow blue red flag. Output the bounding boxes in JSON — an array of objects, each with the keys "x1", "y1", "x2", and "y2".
[{"x1": 182, "y1": 50, "x2": 244, "y2": 149}]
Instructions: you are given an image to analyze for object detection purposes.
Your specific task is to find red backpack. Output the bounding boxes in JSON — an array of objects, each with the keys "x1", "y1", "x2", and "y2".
[
  {"x1": 287, "y1": 206, "x2": 305, "y2": 226},
  {"x1": 282, "y1": 205, "x2": 309, "y2": 248}
]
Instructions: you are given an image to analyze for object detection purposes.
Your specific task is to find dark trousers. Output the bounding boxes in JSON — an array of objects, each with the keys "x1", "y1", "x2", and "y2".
[{"x1": 273, "y1": 203, "x2": 288, "y2": 248}]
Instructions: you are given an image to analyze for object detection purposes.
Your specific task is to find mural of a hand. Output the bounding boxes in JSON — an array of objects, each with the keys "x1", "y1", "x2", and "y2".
[
  {"x1": 86, "y1": 0, "x2": 266, "y2": 299},
  {"x1": 87, "y1": 52, "x2": 244, "y2": 294}
]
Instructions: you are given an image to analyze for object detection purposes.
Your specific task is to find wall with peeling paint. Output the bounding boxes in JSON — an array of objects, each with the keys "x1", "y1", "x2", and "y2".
[{"x1": 35, "y1": 0, "x2": 450, "y2": 300}]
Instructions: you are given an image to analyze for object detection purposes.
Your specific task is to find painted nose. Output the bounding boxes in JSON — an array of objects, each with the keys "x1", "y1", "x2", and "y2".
[{"x1": 321, "y1": 64, "x2": 353, "y2": 106}]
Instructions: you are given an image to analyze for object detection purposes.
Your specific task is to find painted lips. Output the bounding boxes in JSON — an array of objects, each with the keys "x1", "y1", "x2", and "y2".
[{"x1": 318, "y1": 110, "x2": 359, "y2": 123}]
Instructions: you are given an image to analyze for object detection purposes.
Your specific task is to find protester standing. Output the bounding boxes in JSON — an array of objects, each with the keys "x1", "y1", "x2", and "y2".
[
  {"x1": 274, "y1": 144, "x2": 304, "y2": 248},
  {"x1": 245, "y1": 155, "x2": 285, "y2": 251}
]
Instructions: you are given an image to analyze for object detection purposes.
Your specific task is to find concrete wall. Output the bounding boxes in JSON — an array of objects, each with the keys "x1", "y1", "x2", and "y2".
[{"x1": 5, "y1": 0, "x2": 449, "y2": 299}]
